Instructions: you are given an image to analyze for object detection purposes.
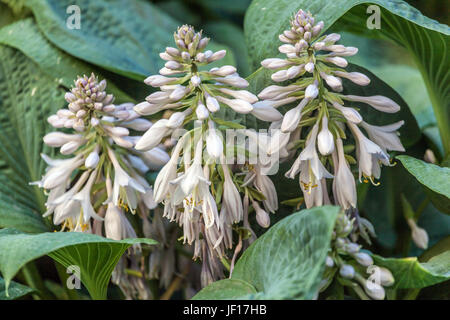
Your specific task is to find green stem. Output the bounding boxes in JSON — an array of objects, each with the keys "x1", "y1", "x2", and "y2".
[
  {"x1": 415, "y1": 57, "x2": 450, "y2": 157},
  {"x1": 21, "y1": 262, "x2": 53, "y2": 300}
]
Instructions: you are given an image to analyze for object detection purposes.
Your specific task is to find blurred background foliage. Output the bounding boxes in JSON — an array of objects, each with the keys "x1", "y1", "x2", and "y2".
[{"x1": 0, "y1": 0, "x2": 448, "y2": 300}]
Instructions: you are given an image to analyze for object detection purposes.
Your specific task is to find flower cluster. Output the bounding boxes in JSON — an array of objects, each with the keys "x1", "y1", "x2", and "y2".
[
  {"x1": 134, "y1": 25, "x2": 278, "y2": 286},
  {"x1": 33, "y1": 73, "x2": 169, "y2": 237},
  {"x1": 256, "y1": 9, "x2": 405, "y2": 210},
  {"x1": 320, "y1": 211, "x2": 394, "y2": 300}
]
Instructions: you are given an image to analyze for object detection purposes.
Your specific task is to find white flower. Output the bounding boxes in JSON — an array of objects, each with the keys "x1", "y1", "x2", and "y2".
[
  {"x1": 332, "y1": 102, "x2": 363, "y2": 123},
  {"x1": 254, "y1": 167, "x2": 278, "y2": 213},
  {"x1": 324, "y1": 56, "x2": 348, "y2": 68},
  {"x1": 72, "y1": 169, "x2": 104, "y2": 223},
  {"x1": 43, "y1": 132, "x2": 83, "y2": 147},
  {"x1": 348, "y1": 122, "x2": 390, "y2": 181},
  {"x1": 251, "y1": 101, "x2": 283, "y2": 121},
  {"x1": 85, "y1": 149, "x2": 100, "y2": 168},
  {"x1": 32, "y1": 154, "x2": 84, "y2": 189},
  {"x1": 218, "y1": 88, "x2": 258, "y2": 103},
  {"x1": 317, "y1": 116, "x2": 335, "y2": 155},
  {"x1": 333, "y1": 138, "x2": 357, "y2": 209},
  {"x1": 222, "y1": 163, "x2": 243, "y2": 223},
  {"x1": 135, "y1": 119, "x2": 171, "y2": 151},
  {"x1": 364, "y1": 281, "x2": 385, "y2": 300},
  {"x1": 121, "y1": 118, "x2": 153, "y2": 131},
  {"x1": 320, "y1": 72, "x2": 342, "y2": 92},
  {"x1": 206, "y1": 123, "x2": 223, "y2": 159},
  {"x1": 252, "y1": 201, "x2": 270, "y2": 228},
  {"x1": 339, "y1": 265, "x2": 355, "y2": 279},
  {"x1": 206, "y1": 96, "x2": 220, "y2": 113},
  {"x1": 281, "y1": 98, "x2": 308, "y2": 133},
  {"x1": 343, "y1": 95, "x2": 400, "y2": 113},
  {"x1": 108, "y1": 148, "x2": 146, "y2": 207},
  {"x1": 216, "y1": 96, "x2": 253, "y2": 114},
  {"x1": 140, "y1": 147, "x2": 170, "y2": 171},
  {"x1": 153, "y1": 151, "x2": 179, "y2": 203},
  {"x1": 104, "y1": 203, "x2": 125, "y2": 240},
  {"x1": 361, "y1": 121, "x2": 405, "y2": 152},
  {"x1": 354, "y1": 252, "x2": 373, "y2": 267},
  {"x1": 407, "y1": 218, "x2": 429, "y2": 249},
  {"x1": 305, "y1": 83, "x2": 319, "y2": 100},
  {"x1": 196, "y1": 103, "x2": 209, "y2": 120},
  {"x1": 334, "y1": 71, "x2": 370, "y2": 86}
]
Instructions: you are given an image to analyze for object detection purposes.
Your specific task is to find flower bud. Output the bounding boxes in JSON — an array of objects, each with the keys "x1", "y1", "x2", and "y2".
[
  {"x1": 253, "y1": 201, "x2": 270, "y2": 228},
  {"x1": 379, "y1": 267, "x2": 395, "y2": 287},
  {"x1": 364, "y1": 281, "x2": 385, "y2": 300},
  {"x1": 305, "y1": 83, "x2": 318, "y2": 100},
  {"x1": 354, "y1": 252, "x2": 373, "y2": 267},
  {"x1": 104, "y1": 203, "x2": 124, "y2": 240},
  {"x1": 339, "y1": 265, "x2": 355, "y2": 279},
  {"x1": 206, "y1": 96, "x2": 220, "y2": 113},
  {"x1": 85, "y1": 150, "x2": 100, "y2": 169},
  {"x1": 317, "y1": 116, "x2": 335, "y2": 155},
  {"x1": 196, "y1": 103, "x2": 209, "y2": 120}
]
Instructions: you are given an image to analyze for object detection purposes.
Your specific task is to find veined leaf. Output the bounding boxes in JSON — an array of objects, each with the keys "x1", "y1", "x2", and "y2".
[
  {"x1": 0, "y1": 276, "x2": 33, "y2": 300},
  {"x1": 244, "y1": 0, "x2": 450, "y2": 153},
  {"x1": 193, "y1": 206, "x2": 340, "y2": 299},
  {"x1": 373, "y1": 250, "x2": 450, "y2": 289},
  {"x1": 192, "y1": 279, "x2": 257, "y2": 300},
  {"x1": 0, "y1": 45, "x2": 64, "y2": 231},
  {"x1": 397, "y1": 155, "x2": 450, "y2": 199},
  {"x1": 397, "y1": 155, "x2": 450, "y2": 214},
  {"x1": 0, "y1": 228, "x2": 156, "y2": 299},
  {"x1": 19, "y1": 0, "x2": 235, "y2": 80},
  {"x1": 0, "y1": 18, "x2": 134, "y2": 103}
]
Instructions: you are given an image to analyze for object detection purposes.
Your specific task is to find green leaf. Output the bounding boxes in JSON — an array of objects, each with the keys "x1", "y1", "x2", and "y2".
[
  {"x1": 397, "y1": 155, "x2": 450, "y2": 214},
  {"x1": 192, "y1": 279, "x2": 257, "y2": 300},
  {"x1": 194, "y1": 206, "x2": 340, "y2": 299},
  {"x1": 0, "y1": 18, "x2": 134, "y2": 103},
  {"x1": 0, "y1": 44, "x2": 64, "y2": 231},
  {"x1": 373, "y1": 251, "x2": 450, "y2": 289},
  {"x1": 0, "y1": 277, "x2": 33, "y2": 300},
  {"x1": 20, "y1": 0, "x2": 235, "y2": 80},
  {"x1": 0, "y1": 228, "x2": 156, "y2": 299},
  {"x1": 397, "y1": 155, "x2": 450, "y2": 199},
  {"x1": 204, "y1": 22, "x2": 251, "y2": 77},
  {"x1": 244, "y1": 0, "x2": 450, "y2": 153}
]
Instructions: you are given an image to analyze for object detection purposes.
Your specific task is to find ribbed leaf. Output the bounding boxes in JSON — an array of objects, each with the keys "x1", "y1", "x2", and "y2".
[
  {"x1": 373, "y1": 251, "x2": 450, "y2": 289},
  {"x1": 0, "y1": 45, "x2": 64, "y2": 231},
  {"x1": 0, "y1": 18, "x2": 133, "y2": 103},
  {"x1": 194, "y1": 206, "x2": 339, "y2": 299},
  {"x1": 192, "y1": 279, "x2": 257, "y2": 300},
  {"x1": 0, "y1": 228, "x2": 156, "y2": 299},
  {"x1": 398, "y1": 155, "x2": 450, "y2": 214},
  {"x1": 18, "y1": 0, "x2": 235, "y2": 80}
]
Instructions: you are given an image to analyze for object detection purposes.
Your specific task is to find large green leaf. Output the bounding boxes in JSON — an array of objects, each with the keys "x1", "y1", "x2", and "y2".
[
  {"x1": 373, "y1": 250, "x2": 450, "y2": 289},
  {"x1": 0, "y1": 45, "x2": 64, "y2": 231},
  {"x1": 0, "y1": 18, "x2": 133, "y2": 103},
  {"x1": 244, "y1": 0, "x2": 450, "y2": 153},
  {"x1": 0, "y1": 276, "x2": 33, "y2": 300},
  {"x1": 397, "y1": 155, "x2": 450, "y2": 199},
  {"x1": 17, "y1": 0, "x2": 234, "y2": 80},
  {"x1": 397, "y1": 155, "x2": 450, "y2": 214},
  {"x1": 194, "y1": 206, "x2": 340, "y2": 299},
  {"x1": 192, "y1": 279, "x2": 257, "y2": 300},
  {"x1": 0, "y1": 228, "x2": 156, "y2": 299}
]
